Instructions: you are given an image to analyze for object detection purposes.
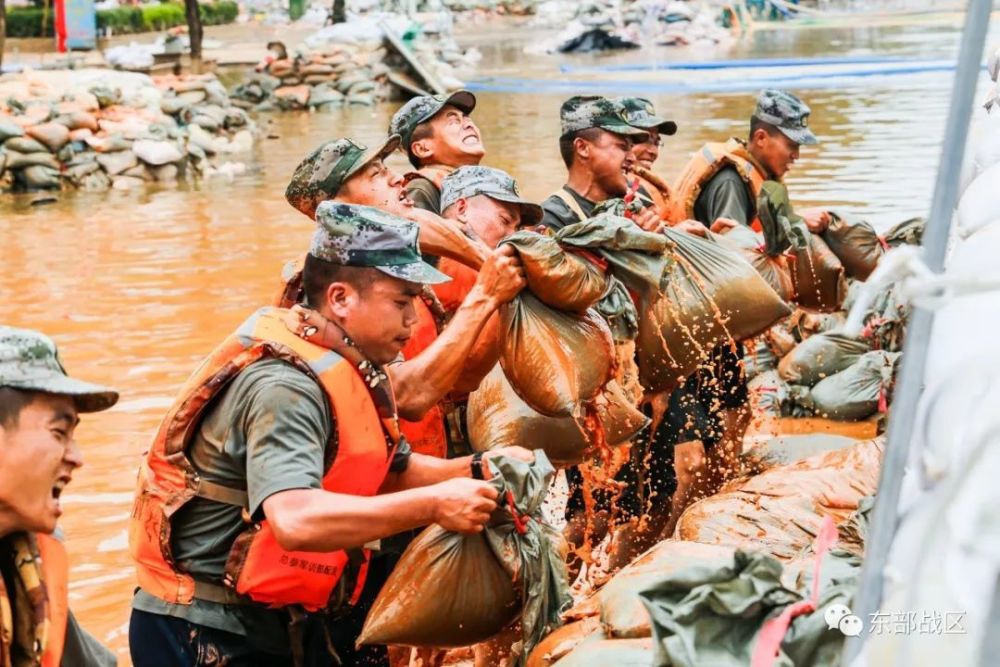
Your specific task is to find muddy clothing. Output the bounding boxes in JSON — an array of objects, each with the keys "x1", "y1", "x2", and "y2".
[
  {"x1": 406, "y1": 177, "x2": 442, "y2": 214},
  {"x1": 541, "y1": 186, "x2": 597, "y2": 230},
  {"x1": 694, "y1": 166, "x2": 755, "y2": 228},
  {"x1": 131, "y1": 359, "x2": 412, "y2": 656}
]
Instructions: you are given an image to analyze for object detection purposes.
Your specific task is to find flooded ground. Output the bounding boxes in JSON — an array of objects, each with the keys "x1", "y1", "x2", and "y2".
[{"x1": 0, "y1": 16, "x2": 996, "y2": 662}]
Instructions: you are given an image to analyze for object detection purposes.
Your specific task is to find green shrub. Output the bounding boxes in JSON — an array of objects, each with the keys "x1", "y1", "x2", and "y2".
[{"x1": 5, "y1": 1, "x2": 239, "y2": 38}]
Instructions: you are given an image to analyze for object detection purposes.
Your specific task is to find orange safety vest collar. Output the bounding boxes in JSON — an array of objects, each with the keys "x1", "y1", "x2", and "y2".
[
  {"x1": 0, "y1": 532, "x2": 68, "y2": 667},
  {"x1": 671, "y1": 138, "x2": 771, "y2": 231},
  {"x1": 129, "y1": 307, "x2": 400, "y2": 612}
]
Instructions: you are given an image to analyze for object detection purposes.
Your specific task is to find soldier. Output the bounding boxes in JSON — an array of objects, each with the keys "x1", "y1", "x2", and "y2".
[
  {"x1": 616, "y1": 96, "x2": 678, "y2": 220},
  {"x1": 128, "y1": 204, "x2": 533, "y2": 666},
  {"x1": 389, "y1": 91, "x2": 485, "y2": 214},
  {"x1": 540, "y1": 95, "x2": 658, "y2": 232},
  {"x1": 0, "y1": 327, "x2": 118, "y2": 666}
]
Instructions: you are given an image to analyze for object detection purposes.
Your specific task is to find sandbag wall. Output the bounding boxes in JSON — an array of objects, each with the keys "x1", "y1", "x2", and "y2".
[{"x1": 0, "y1": 70, "x2": 256, "y2": 192}]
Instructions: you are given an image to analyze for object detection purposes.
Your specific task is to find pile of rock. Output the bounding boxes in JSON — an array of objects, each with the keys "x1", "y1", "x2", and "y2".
[
  {"x1": 231, "y1": 44, "x2": 391, "y2": 111},
  {"x1": 0, "y1": 69, "x2": 255, "y2": 192}
]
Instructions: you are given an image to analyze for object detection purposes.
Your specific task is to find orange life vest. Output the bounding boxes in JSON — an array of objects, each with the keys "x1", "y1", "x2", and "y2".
[
  {"x1": 671, "y1": 138, "x2": 770, "y2": 230},
  {"x1": 272, "y1": 257, "x2": 451, "y2": 459},
  {"x1": 128, "y1": 307, "x2": 400, "y2": 612},
  {"x1": 0, "y1": 532, "x2": 68, "y2": 667}
]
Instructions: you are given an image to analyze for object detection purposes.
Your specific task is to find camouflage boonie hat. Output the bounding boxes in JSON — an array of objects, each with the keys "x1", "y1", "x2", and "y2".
[
  {"x1": 389, "y1": 90, "x2": 477, "y2": 150},
  {"x1": 310, "y1": 202, "x2": 451, "y2": 284},
  {"x1": 0, "y1": 327, "x2": 119, "y2": 413},
  {"x1": 753, "y1": 89, "x2": 818, "y2": 146},
  {"x1": 616, "y1": 97, "x2": 677, "y2": 136},
  {"x1": 560, "y1": 96, "x2": 647, "y2": 138},
  {"x1": 285, "y1": 135, "x2": 401, "y2": 218},
  {"x1": 440, "y1": 166, "x2": 543, "y2": 226}
]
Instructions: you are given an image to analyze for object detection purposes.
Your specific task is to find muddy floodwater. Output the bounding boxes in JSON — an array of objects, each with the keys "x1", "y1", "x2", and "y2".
[{"x1": 1, "y1": 16, "x2": 997, "y2": 662}]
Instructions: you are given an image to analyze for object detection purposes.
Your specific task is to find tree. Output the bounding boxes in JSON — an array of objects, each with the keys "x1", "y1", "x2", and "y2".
[
  {"x1": 331, "y1": 0, "x2": 345, "y2": 23},
  {"x1": 185, "y1": 0, "x2": 203, "y2": 74}
]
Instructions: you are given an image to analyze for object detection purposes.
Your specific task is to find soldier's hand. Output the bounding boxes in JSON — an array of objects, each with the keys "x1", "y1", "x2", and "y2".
[
  {"x1": 673, "y1": 219, "x2": 709, "y2": 237},
  {"x1": 799, "y1": 207, "x2": 832, "y2": 234},
  {"x1": 631, "y1": 206, "x2": 664, "y2": 233},
  {"x1": 481, "y1": 447, "x2": 535, "y2": 479},
  {"x1": 476, "y1": 245, "x2": 526, "y2": 306},
  {"x1": 709, "y1": 217, "x2": 739, "y2": 234},
  {"x1": 432, "y1": 478, "x2": 499, "y2": 533}
]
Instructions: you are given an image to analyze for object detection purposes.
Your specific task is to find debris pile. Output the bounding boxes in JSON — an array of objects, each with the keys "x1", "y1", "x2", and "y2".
[{"x1": 0, "y1": 69, "x2": 255, "y2": 192}]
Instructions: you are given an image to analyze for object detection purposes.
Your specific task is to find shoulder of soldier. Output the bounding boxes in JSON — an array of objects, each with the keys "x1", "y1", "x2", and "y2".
[
  {"x1": 405, "y1": 177, "x2": 441, "y2": 208},
  {"x1": 703, "y1": 164, "x2": 746, "y2": 191},
  {"x1": 231, "y1": 359, "x2": 331, "y2": 425},
  {"x1": 540, "y1": 192, "x2": 576, "y2": 231}
]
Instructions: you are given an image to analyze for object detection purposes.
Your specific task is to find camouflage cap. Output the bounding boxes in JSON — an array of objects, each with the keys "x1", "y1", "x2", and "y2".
[
  {"x1": 310, "y1": 202, "x2": 451, "y2": 284},
  {"x1": 389, "y1": 90, "x2": 477, "y2": 150},
  {"x1": 560, "y1": 96, "x2": 648, "y2": 138},
  {"x1": 753, "y1": 89, "x2": 818, "y2": 146},
  {"x1": 616, "y1": 97, "x2": 677, "y2": 135},
  {"x1": 285, "y1": 135, "x2": 401, "y2": 218},
  {"x1": 440, "y1": 166, "x2": 543, "y2": 226},
  {"x1": 0, "y1": 327, "x2": 118, "y2": 413}
]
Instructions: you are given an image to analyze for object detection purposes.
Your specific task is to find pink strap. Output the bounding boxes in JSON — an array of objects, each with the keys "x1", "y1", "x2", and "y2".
[{"x1": 751, "y1": 516, "x2": 838, "y2": 667}]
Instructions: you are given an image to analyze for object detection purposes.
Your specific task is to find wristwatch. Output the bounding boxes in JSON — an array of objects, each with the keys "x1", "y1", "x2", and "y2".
[{"x1": 471, "y1": 452, "x2": 485, "y2": 480}]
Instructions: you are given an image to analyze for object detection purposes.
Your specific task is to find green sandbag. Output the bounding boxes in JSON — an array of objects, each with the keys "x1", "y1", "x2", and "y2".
[
  {"x1": 21, "y1": 165, "x2": 61, "y2": 190},
  {"x1": 359, "y1": 454, "x2": 571, "y2": 661},
  {"x1": 0, "y1": 121, "x2": 25, "y2": 142},
  {"x1": 501, "y1": 231, "x2": 608, "y2": 312},
  {"x1": 4, "y1": 151, "x2": 59, "y2": 170},
  {"x1": 777, "y1": 331, "x2": 871, "y2": 386},
  {"x1": 743, "y1": 338, "x2": 778, "y2": 380},
  {"x1": 790, "y1": 233, "x2": 848, "y2": 312},
  {"x1": 714, "y1": 224, "x2": 795, "y2": 302},
  {"x1": 598, "y1": 540, "x2": 736, "y2": 639},
  {"x1": 594, "y1": 276, "x2": 639, "y2": 343},
  {"x1": 500, "y1": 293, "x2": 614, "y2": 418},
  {"x1": 748, "y1": 369, "x2": 789, "y2": 418},
  {"x1": 810, "y1": 350, "x2": 900, "y2": 421},
  {"x1": 822, "y1": 213, "x2": 884, "y2": 280},
  {"x1": 552, "y1": 638, "x2": 653, "y2": 666},
  {"x1": 756, "y1": 180, "x2": 809, "y2": 255},
  {"x1": 557, "y1": 215, "x2": 791, "y2": 392},
  {"x1": 4, "y1": 136, "x2": 49, "y2": 154},
  {"x1": 882, "y1": 216, "x2": 925, "y2": 247},
  {"x1": 790, "y1": 309, "x2": 846, "y2": 341},
  {"x1": 468, "y1": 366, "x2": 648, "y2": 467}
]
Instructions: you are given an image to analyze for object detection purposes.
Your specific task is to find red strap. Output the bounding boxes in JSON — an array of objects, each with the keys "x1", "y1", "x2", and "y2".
[
  {"x1": 564, "y1": 246, "x2": 609, "y2": 272},
  {"x1": 878, "y1": 385, "x2": 888, "y2": 413},
  {"x1": 751, "y1": 516, "x2": 838, "y2": 667},
  {"x1": 877, "y1": 235, "x2": 890, "y2": 251},
  {"x1": 623, "y1": 178, "x2": 641, "y2": 220},
  {"x1": 506, "y1": 490, "x2": 530, "y2": 535}
]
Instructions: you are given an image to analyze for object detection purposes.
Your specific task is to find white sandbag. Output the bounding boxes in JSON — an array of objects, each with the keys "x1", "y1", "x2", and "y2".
[
  {"x1": 957, "y1": 160, "x2": 1000, "y2": 239},
  {"x1": 959, "y1": 113, "x2": 1000, "y2": 195},
  {"x1": 132, "y1": 139, "x2": 184, "y2": 166}
]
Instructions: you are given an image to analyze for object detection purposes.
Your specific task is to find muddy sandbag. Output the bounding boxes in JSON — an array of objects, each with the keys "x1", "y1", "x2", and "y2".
[
  {"x1": 789, "y1": 309, "x2": 846, "y2": 341},
  {"x1": 0, "y1": 121, "x2": 25, "y2": 142},
  {"x1": 500, "y1": 293, "x2": 614, "y2": 418},
  {"x1": 26, "y1": 122, "x2": 70, "y2": 152},
  {"x1": 21, "y1": 165, "x2": 61, "y2": 190},
  {"x1": 78, "y1": 169, "x2": 112, "y2": 191},
  {"x1": 715, "y1": 225, "x2": 794, "y2": 302},
  {"x1": 65, "y1": 160, "x2": 101, "y2": 185},
  {"x1": 274, "y1": 85, "x2": 311, "y2": 108},
  {"x1": 599, "y1": 541, "x2": 736, "y2": 639},
  {"x1": 551, "y1": 638, "x2": 653, "y2": 666},
  {"x1": 748, "y1": 369, "x2": 789, "y2": 418},
  {"x1": 822, "y1": 213, "x2": 885, "y2": 280},
  {"x1": 4, "y1": 136, "x2": 49, "y2": 154},
  {"x1": 5, "y1": 151, "x2": 60, "y2": 170},
  {"x1": 55, "y1": 110, "x2": 99, "y2": 132},
  {"x1": 468, "y1": 367, "x2": 648, "y2": 467},
  {"x1": 789, "y1": 233, "x2": 848, "y2": 312},
  {"x1": 557, "y1": 215, "x2": 791, "y2": 391},
  {"x1": 360, "y1": 454, "x2": 571, "y2": 655},
  {"x1": 526, "y1": 616, "x2": 604, "y2": 667},
  {"x1": 742, "y1": 338, "x2": 778, "y2": 380},
  {"x1": 594, "y1": 276, "x2": 639, "y2": 342},
  {"x1": 756, "y1": 180, "x2": 809, "y2": 255},
  {"x1": 811, "y1": 350, "x2": 899, "y2": 421},
  {"x1": 882, "y1": 216, "x2": 925, "y2": 247},
  {"x1": 741, "y1": 433, "x2": 858, "y2": 473},
  {"x1": 502, "y1": 231, "x2": 608, "y2": 312},
  {"x1": 778, "y1": 331, "x2": 871, "y2": 386}
]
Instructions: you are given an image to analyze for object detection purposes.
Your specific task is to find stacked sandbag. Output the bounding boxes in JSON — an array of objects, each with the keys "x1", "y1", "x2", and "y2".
[
  {"x1": 822, "y1": 212, "x2": 885, "y2": 280},
  {"x1": 675, "y1": 437, "x2": 884, "y2": 559},
  {"x1": 359, "y1": 454, "x2": 571, "y2": 659},
  {"x1": 0, "y1": 69, "x2": 255, "y2": 192},
  {"x1": 714, "y1": 224, "x2": 794, "y2": 302},
  {"x1": 789, "y1": 233, "x2": 848, "y2": 312},
  {"x1": 467, "y1": 366, "x2": 648, "y2": 467},
  {"x1": 233, "y1": 44, "x2": 390, "y2": 111},
  {"x1": 809, "y1": 350, "x2": 901, "y2": 421},
  {"x1": 556, "y1": 214, "x2": 791, "y2": 392},
  {"x1": 777, "y1": 331, "x2": 871, "y2": 386}
]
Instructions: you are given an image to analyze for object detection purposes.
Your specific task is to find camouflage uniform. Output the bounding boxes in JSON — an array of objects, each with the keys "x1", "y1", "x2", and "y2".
[
  {"x1": 439, "y1": 165, "x2": 543, "y2": 226},
  {"x1": 285, "y1": 136, "x2": 400, "y2": 219},
  {"x1": 615, "y1": 96, "x2": 677, "y2": 135}
]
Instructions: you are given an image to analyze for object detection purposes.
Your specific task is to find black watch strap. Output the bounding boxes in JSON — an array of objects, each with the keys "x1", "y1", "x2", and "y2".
[{"x1": 470, "y1": 452, "x2": 484, "y2": 480}]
